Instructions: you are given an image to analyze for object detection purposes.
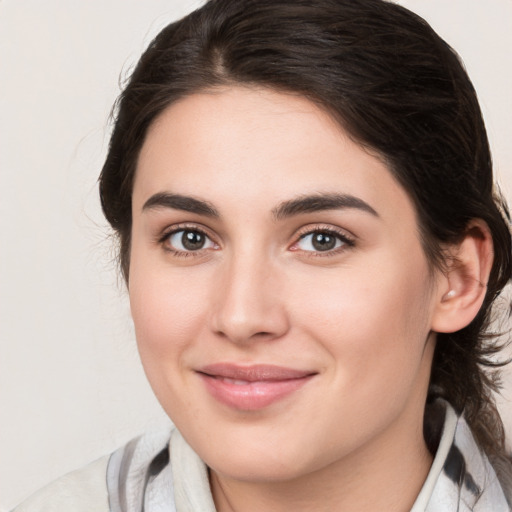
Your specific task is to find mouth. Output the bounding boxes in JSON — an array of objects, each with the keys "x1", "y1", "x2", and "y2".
[{"x1": 196, "y1": 363, "x2": 317, "y2": 411}]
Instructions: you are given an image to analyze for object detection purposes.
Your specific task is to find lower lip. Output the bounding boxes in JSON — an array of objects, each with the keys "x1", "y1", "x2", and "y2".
[{"x1": 198, "y1": 374, "x2": 314, "y2": 411}]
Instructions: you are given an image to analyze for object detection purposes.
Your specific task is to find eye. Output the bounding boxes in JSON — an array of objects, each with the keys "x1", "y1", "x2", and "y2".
[
  {"x1": 293, "y1": 229, "x2": 354, "y2": 254},
  {"x1": 165, "y1": 229, "x2": 217, "y2": 253}
]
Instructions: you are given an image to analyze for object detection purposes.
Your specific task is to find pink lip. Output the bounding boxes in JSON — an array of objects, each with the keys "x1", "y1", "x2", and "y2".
[{"x1": 197, "y1": 364, "x2": 316, "y2": 411}]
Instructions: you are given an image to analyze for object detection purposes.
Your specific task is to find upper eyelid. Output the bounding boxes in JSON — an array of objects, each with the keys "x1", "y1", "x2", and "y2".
[
  {"x1": 159, "y1": 222, "x2": 216, "y2": 241},
  {"x1": 293, "y1": 223, "x2": 356, "y2": 241}
]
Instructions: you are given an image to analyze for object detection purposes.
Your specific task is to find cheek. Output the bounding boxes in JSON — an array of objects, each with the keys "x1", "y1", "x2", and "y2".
[
  {"x1": 290, "y1": 253, "x2": 433, "y2": 384},
  {"x1": 128, "y1": 257, "x2": 210, "y2": 363},
  {"x1": 128, "y1": 264, "x2": 213, "y2": 417},
  {"x1": 290, "y1": 262, "x2": 434, "y2": 447}
]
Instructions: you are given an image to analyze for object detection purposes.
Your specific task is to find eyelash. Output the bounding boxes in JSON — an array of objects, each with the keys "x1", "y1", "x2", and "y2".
[
  {"x1": 158, "y1": 223, "x2": 355, "y2": 258},
  {"x1": 291, "y1": 224, "x2": 355, "y2": 258},
  {"x1": 158, "y1": 223, "x2": 218, "y2": 258}
]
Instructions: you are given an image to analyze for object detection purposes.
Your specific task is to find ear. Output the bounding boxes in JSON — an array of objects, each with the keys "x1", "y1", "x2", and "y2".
[{"x1": 431, "y1": 219, "x2": 494, "y2": 333}]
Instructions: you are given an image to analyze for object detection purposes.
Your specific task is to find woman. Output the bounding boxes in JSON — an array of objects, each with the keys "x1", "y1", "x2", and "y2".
[{"x1": 14, "y1": 0, "x2": 512, "y2": 510}]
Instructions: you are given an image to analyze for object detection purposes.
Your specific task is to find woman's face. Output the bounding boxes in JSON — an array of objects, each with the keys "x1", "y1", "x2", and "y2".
[{"x1": 129, "y1": 87, "x2": 441, "y2": 482}]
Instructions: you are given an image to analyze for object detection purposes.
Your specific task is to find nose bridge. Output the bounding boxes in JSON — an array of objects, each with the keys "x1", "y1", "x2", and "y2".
[{"x1": 210, "y1": 247, "x2": 288, "y2": 343}]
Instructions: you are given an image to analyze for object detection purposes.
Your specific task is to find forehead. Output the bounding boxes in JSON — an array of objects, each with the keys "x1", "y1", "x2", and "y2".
[{"x1": 133, "y1": 86, "x2": 415, "y2": 226}]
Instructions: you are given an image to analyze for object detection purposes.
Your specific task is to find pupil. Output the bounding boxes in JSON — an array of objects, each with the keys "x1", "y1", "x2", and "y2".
[
  {"x1": 182, "y1": 231, "x2": 205, "y2": 250},
  {"x1": 312, "y1": 233, "x2": 336, "y2": 251}
]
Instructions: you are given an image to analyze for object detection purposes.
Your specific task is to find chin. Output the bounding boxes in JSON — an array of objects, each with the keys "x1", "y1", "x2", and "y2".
[
  {"x1": 185, "y1": 424, "x2": 329, "y2": 484},
  {"x1": 208, "y1": 453, "x2": 313, "y2": 484}
]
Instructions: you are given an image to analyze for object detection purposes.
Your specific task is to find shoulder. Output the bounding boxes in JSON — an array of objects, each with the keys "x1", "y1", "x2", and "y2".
[
  {"x1": 417, "y1": 399, "x2": 512, "y2": 511},
  {"x1": 490, "y1": 454, "x2": 512, "y2": 508},
  {"x1": 11, "y1": 429, "x2": 175, "y2": 512},
  {"x1": 11, "y1": 455, "x2": 110, "y2": 512}
]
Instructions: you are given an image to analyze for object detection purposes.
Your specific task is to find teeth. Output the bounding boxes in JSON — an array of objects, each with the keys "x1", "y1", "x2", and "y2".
[{"x1": 222, "y1": 378, "x2": 251, "y2": 385}]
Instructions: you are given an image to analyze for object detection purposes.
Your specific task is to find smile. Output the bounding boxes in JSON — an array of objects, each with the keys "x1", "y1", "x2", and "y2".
[{"x1": 197, "y1": 364, "x2": 316, "y2": 411}]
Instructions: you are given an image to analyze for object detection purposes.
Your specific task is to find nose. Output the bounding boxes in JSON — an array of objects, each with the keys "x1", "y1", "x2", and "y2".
[{"x1": 209, "y1": 253, "x2": 290, "y2": 344}]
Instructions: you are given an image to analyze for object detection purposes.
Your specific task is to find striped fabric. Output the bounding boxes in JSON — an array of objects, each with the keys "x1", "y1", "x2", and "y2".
[{"x1": 106, "y1": 400, "x2": 510, "y2": 511}]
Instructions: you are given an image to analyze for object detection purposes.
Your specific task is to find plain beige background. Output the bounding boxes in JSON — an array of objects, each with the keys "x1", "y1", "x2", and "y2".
[{"x1": 1, "y1": 1, "x2": 511, "y2": 509}]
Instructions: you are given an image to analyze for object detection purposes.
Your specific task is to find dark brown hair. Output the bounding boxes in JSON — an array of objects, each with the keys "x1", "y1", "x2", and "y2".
[{"x1": 99, "y1": 0, "x2": 511, "y2": 457}]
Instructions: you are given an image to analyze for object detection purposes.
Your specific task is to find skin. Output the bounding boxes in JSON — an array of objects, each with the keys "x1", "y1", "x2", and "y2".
[{"x1": 129, "y1": 86, "x2": 458, "y2": 511}]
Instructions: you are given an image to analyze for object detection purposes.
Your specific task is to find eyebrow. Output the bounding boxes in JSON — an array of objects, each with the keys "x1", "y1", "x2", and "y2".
[
  {"x1": 142, "y1": 192, "x2": 219, "y2": 217},
  {"x1": 272, "y1": 193, "x2": 378, "y2": 220},
  {"x1": 141, "y1": 191, "x2": 378, "y2": 220}
]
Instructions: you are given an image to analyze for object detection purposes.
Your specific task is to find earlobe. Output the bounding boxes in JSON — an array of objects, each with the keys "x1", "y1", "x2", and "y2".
[
  {"x1": 431, "y1": 220, "x2": 494, "y2": 333},
  {"x1": 441, "y1": 289, "x2": 457, "y2": 302}
]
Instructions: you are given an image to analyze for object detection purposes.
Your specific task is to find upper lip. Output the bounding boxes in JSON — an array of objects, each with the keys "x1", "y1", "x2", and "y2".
[{"x1": 198, "y1": 363, "x2": 316, "y2": 382}]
